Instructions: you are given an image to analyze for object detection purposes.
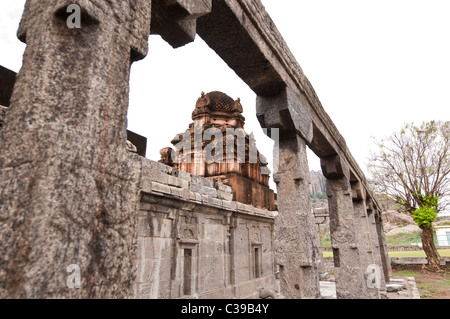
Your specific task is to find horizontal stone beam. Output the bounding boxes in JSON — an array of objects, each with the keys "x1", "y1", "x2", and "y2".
[{"x1": 197, "y1": 0, "x2": 381, "y2": 212}]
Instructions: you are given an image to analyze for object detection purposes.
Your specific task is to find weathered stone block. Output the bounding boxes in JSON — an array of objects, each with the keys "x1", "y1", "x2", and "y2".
[
  {"x1": 256, "y1": 86, "x2": 313, "y2": 143},
  {"x1": 141, "y1": 176, "x2": 153, "y2": 194},
  {"x1": 151, "y1": 182, "x2": 171, "y2": 195},
  {"x1": 236, "y1": 202, "x2": 251, "y2": 213},
  {"x1": 217, "y1": 190, "x2": 233, "y2": 201},
  {"x1": 199, "y1": 186, "x2": 218, "y2": 198},
  {"x1": 168, "y1": 175, "x2": 189, "y2": 189},
  {"x1": 191, "y1": 175, "x2": 215, "y2": 188},
  {"x1": 169, "y1": 186, "x2": 183, "y2": 198},
  {"x1": 172, "y1": 168, "x2": 191, "y2": 182},
  {"x1": 215, "y1": 182, "x2": 232, "y2": 193},
  {"x1": 222, "y1": 200, "x2": 237, "y2": 212},
  {"x1": 211, "y1": 198, "x2": 223, "y2": 209},
  {"x1": 321, "y1": 154, "x2": 350, "y2": 180},
  {"x1": 137, "y1": 259, "x2": 161, "y2": 284},
  {"x1": 201, "y1": 194, "x2": 213, "y2": 206}
]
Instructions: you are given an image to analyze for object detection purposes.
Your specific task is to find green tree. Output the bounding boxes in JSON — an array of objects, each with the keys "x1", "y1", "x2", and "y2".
[{"x1": 368, "y1": 121, "x2": 450, "y2": 268}]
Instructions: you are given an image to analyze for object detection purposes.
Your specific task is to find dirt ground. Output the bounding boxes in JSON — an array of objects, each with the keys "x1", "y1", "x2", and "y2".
[{"x1": 391, "y1": 264, "x2": 450, "y2": 299}]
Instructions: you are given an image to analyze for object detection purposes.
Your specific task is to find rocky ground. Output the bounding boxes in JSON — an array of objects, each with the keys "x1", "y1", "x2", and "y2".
[
  {"x1": 391, "y1": 264, "x2": 450, "y2": 299},
  {"x1": 382, "y1": 210, "x2": 421, "y2": 236}
]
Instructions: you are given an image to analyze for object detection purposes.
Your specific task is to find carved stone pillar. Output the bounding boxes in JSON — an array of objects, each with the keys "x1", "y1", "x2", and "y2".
[
  {"x1": 320, "y1": 155, "x2": 367, "y2": 299},
  {"x1": 272, "y1": 136, "x2": 321, "y2": 298},
  {"x1": 374, "y1": 209, "x2": 392, "y2": 281},
  {"x1": 313, "y1": 207, "x2": 329, "y2": 277},
  {"x1": 256, "y1": 87, "x2": 320, "y2": 299},
  {"x1": 351, "y1": 181, "x2": 380, "y2": 298},
  {"x1": 0, "y1": 1, "x2": 151, "y2": 298},
  {"x1": 365, "y1": 201, "x2": 387, "y2": 292}
]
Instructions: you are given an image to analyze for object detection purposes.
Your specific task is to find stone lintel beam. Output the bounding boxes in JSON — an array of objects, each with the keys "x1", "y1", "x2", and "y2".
[
  {"x1": 196, "y1": 0, "x2": 346, "y2": 152},
  {"x1": 256, "y1": 86, "x2": 313, "y2": 143},
  {"x1": 151, "y1": 0, "x2": 212, "y2": 48},
  {"x1": 196, "y1": 0, "x2": 382, "y2": 215}
]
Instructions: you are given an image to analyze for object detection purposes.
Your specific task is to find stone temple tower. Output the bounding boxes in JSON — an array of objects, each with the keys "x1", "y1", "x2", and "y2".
[{"x1": 160, "y1": 91, "x2": 276, "y2": 211}]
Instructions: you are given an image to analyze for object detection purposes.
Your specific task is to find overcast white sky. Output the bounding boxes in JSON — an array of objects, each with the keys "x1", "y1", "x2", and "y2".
[{"x1": 1, "y1": 1, "x2": 449, "y2": 196}]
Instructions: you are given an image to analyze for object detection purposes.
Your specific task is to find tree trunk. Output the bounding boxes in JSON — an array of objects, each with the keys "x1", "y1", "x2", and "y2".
[{"x1": 421, "y1": 226, "x2": 441, "y2": 269}]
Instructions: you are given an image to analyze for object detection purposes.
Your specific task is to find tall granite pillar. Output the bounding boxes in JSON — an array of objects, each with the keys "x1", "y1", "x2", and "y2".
[
  {"x1": 351, "y1": 181, "x2": 381, "y2": 298},
  {"x1": 256, "y1": 87, "x2": 321, "y2": 298},
  {"x1": 272, "y1": 136, "x2": 321, "y2": 298},
  {"x1": 365, "y1": 201, "x2": 388, "y2": 292},
  {"x1": 313, "y1": 208, "x2": 329, "y2": 277},
  {"x1": 374, "y1": 209, "x2": 392, "y2": 280},
  {"x1": 0, "y1": 1, "x2": 151, "y2": 298},
  {"x1": 320, "y1": 155, "x2": 367, "y2": 299}
]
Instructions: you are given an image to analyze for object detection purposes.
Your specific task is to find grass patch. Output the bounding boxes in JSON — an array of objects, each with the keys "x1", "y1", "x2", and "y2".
[
  {"x1": 417, "y1": 283, "x2": 437, "y2": 299},
  {"x1": 437, "y1": 280, "x2": 450, "y2": 286},
  {"x1": 394, "y1": 270, "x2": 417, "y2": 277},
  {"x1": 386, "y1": 231, "x2": 422, "y2": 246},
  {"x1": 417, "y1": 283, "x2": 436, "y2": 291},
  {"x1": 323, "y1": 249, "x2": 450, "y2": 258},
  {"x1": 388, "y1": 249, "x2": 450, "y2": 258},
  {"x1": 321, "y1": 237, "x2": 331, "y2": 247}
]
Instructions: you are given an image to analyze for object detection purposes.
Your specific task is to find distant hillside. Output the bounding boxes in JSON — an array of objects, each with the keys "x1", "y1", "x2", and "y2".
[
  {"x1": 309, "y1": 170, "x2": 327, "y2": 210},
  {"x1": 310, "y1": 170, "x2": 326, "y2": 195}
]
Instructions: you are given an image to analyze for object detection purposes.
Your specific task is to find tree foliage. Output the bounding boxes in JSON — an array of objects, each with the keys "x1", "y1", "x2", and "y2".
[
  {"x1": 368, "y1": 121, "x2": 450, "y2": 216},
  {"x1": 368, "y1": 121, "x2": 449, "y2": 268}
]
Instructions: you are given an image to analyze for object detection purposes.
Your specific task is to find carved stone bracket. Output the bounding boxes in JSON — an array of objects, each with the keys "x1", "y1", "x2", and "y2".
[
  {"x1": 151, "y1": 0, "x2": 212, "y2": 48},
  {"x1": 351, "y1": 180, "x2": 366, "y2": 202},
  {"x1": 256, "y1": 86, "x2": 313, "y2": 142},
  {"x1": 320, "y1": 154, "x2": 350, "y2": 181}
]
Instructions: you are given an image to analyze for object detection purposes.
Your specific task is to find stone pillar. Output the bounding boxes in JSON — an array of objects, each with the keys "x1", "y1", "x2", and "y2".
[
  {"x1": 320, "y1": 155, "x2": 367, "y2": 299},
  {"x1": 272, "y1": 136, "x2": 321, "y2": 298},
  {"x1": 256, "y1": 87, "x2": 321, "y2": 299},
  {"x1": 313, "y1": 208, "x2": 329, "y2": 277},
  {"x1": 0, "y1": 1, "x2": 151, "y2": 298},
  {"x1": 366, "y1": 200, "x2": 387, "y2": 292},
  {"x1": 351, "y1": 181, "x2": 380, "y2": 298},
  {"x1": 374, "y1": 209, "x2": 392, "y2": 281}
]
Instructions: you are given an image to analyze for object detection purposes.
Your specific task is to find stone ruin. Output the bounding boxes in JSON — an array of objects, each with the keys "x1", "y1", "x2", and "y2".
[{"x1": 0, "y1": 0, "x2": 391, "y2": 299}]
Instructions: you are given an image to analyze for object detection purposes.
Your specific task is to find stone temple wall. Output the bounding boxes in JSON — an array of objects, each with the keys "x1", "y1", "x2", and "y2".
[{"x1": 136, "y1": 159, "x2": 277, "y2": 299}]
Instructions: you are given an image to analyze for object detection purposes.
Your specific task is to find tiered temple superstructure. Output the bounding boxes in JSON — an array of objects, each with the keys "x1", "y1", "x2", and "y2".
[{"x1": 159, "y1": 91, "x2": 276, "y2": 211}]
